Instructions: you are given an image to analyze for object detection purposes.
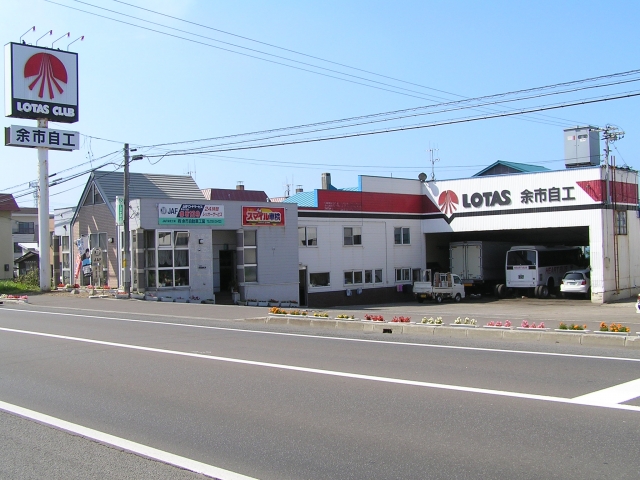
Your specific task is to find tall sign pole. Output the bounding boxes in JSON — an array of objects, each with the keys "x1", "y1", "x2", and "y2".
[
  {"x1": 123, "y1": 143, "x2": 131, "y2": 297},
  {"x1": 4, "y1": 41, "x2": 80, "y2": 292},
  {"x1": 37, "y1": 118, "x2": 51, "y2": 290}
]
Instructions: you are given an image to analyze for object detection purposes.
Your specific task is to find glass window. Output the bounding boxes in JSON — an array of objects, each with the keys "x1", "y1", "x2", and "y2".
[
  {"x1": 394, "y1": 227, "x2": 410, "y2": 245},
  {"x1": 174, "y1": 250, "x2": 189, "y2": 267},
  {"x1": 298, "y1": 227, "x2": 306, "y2": 246},
  {"x1": 61, "y1": 236, "x2": 70, "y2": 250},
  {"x1": 344, "y1": 271, "x2": 354, "y2": 285},
  {"x1": 158, "y1": 269, "x2": 173, "y2": 287},
  {"x1": 310, "y1": 272, "x2": 330, "y2": 287},
  {"x1": 14, "y1": 242, "x2": 22, "y2": 253},
  {"x1": 344, "y1": 227, "x2": 362, "y2": 246},
  {"x1": 144, "y1": 230, "x2": 155, "y2": 248},
  {"x1": 62, "y1": 253, "x2": 70, "y2": 269},
  {"x1": 615, "y1": 210, "x2": 627, "y2": 235},
  {"x1": 93, "y1": 186, "x2": 104, "y2": 204},
  {"x1": 158, "y1": 232, "x2": 172, "y2": 247},
  {"x1": 244, "y1": 230, "x2": 257, "y2": 247},
  {"x1": 18, "y1": 222, "x2": 35, "y2": 234},
  {"x1": 175, "y1": 269, "x2": 189, "y2": 286},
  {"x1": 174, "y1": 231, "x2": 189, "y2": 246},
  {"x1": 354, "y1": 271, "x2": 363, "y2": 284},
  {"x1": 244, "y1": 248, "x2": 257, "y2": 264},
  {"x1": 244, "y1": 265, "x2": 258, "y2": 283},
  {"x1": 395, "y1": 268, "x2": 410, "y2": 282},
  {"x1": 375, "y1": 269, "x2": 383, "y2": 283},
  {"x1": 306, "y1": 227, "x2": 317, "y2": 246},
  {"x1": 146, "y1": 250, "x2": 156, "y2": 268},
  {"x1": 158, "y1": 250, "x2": 173, "y2": 268},
  {"x1": 365, "y1": 270, "x2": 372, "y2": 284}
]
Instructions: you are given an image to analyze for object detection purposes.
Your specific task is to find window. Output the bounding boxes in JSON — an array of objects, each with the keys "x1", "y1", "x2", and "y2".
[
  {"x1": 615, "y1": 210, "x2": 627, "y2": 235},
  {"x1": 13, "y1": 242, "x2": 22, "y2": 253},
  {"x1": 244, "y1": 230, "x2": 257, "y2": 283},
  {"x1": 394, "y1": 227, "x2": 410, "y2": 245},
  {"x1": 61, "y1": 236, "x2": 70, "y2": 251},
  {"x1": 395, "y1": 268, "x2": 411, "y2": 282},
  {"x1": 365, "y1": 269, "x2": 383, "y2": 284},
  {"x1": 298, "y1": 227, "x2": 317, "y2": 246},
  {"x1": 144, "y1": 230, "x2": 190, "y2": 288},
  {"x1": 344, "y1": 270, "x2": 363, "y2": 285},
  {"x1": 62, "y1": 253, "x2": 70, "y2": 269},
  {"x1": 375, "y1": 269, "x2": 383, "y2": 283},
  {"x1": 16, "y1": 222, "x2": 35, "y2": 234},
  {"x1": 343, "y1": 227, "x2": 362, "y2": 246},
  {"x1": 310, "y1": 272, "x2": 330, "y2": 287}
]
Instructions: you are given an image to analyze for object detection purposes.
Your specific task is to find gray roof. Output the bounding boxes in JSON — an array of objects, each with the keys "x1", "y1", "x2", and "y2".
[
  {"x1": 92, "y1": 170, "x2": 205, "y2": 204},
  {"x1": 72, "y1": 170, "x2": 205, "y2": 224}
]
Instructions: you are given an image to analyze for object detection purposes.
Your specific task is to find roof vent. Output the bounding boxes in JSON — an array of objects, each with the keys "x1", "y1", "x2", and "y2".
[
  {"x1": 321, "y1": 173, "x2": 331, "y2": 190},
  {"x1": 236, "y1": 181, "x2": 245, "y2": 190}
]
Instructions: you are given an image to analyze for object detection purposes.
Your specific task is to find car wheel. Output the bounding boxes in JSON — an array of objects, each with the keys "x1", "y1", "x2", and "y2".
[
  {"x1": 584, "y1": 288, "x2": 591, "y2": 300},
  {"x1": 534, "y1": 286, "x2": 541, "y2": 298},
  {"x1": 454, "y1": 293, "x2": 461, "y2": 303},
  {"x1": 497, "y1": 284, "x2": 506, "y2": 298},
  {"x1": 540, "y1": 285, "x2": 549, "y2": 298},
  {"x1": 435, "y1": 294, "x2": 443, "y2": 303}
]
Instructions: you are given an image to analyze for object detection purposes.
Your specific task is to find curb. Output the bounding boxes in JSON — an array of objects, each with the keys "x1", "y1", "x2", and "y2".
[{"x1": 263, "y1": 316, "x2": 640, "y2": 348}]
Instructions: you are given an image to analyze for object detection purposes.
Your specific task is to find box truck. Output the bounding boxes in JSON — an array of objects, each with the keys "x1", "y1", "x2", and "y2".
[{"x1": 449, "y1": 241, "x2": 515, "y2": 294}]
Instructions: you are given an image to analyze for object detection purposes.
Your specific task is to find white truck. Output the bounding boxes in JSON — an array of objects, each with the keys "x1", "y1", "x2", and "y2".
[
  {"x1": 449, "y1": 241, "x2": 515, "y2": 294},
  {"x1": 413, "y1": 270, "x2": 465, "y2": 303}
]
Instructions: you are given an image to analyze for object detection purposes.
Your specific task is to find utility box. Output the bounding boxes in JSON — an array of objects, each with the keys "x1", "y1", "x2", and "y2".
[{"x1": 564, "y1": 126, "x2": 600, "y2": 168}]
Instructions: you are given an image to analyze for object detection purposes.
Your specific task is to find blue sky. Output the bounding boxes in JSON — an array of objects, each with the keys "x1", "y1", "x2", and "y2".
[{"x1": 2, "y1": 0, "x2": 639, "y2": 209}]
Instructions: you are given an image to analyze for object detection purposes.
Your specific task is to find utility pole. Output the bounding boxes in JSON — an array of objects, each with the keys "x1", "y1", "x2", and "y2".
[{"x1": 123, "y1": 143, "x2": 131, "y2": 297}]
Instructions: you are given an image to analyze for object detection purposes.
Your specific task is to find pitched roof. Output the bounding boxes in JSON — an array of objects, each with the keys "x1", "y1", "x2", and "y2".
[
  {"x1": 90, "y1": 170, "x2": 205, "y2": 204},
  {"x1": 282, "y1": 191, "x2": 318, "y2": 208},
  {"x1": 473, "y1": 161, "x2": 550, "y2": 177},
  {"x1": 0, "y1": 194, "x2": 20, "y2": 212},
  {"x1": 201, "y1": 188, "x2": 269, "y2": 202}
]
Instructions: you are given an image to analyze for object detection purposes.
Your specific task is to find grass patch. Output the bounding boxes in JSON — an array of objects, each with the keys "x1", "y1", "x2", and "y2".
[{"x1": 0, "y1": 280, "x2": 40, "y2": 295}]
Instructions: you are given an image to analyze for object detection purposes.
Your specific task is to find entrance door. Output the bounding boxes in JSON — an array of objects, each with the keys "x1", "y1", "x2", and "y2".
[
  {"x1": 219, "y1": 250, "x2": 235, "y2": 291},
  {"x1": 299, "y1": 268, "x2": 307, "y2": 306}
]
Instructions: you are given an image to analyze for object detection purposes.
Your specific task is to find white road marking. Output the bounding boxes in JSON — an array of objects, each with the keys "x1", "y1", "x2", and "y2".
[
  {"x1": 1, "y1": 326, "x2": 639, "y2": 412},
  {"x1": 572, "y1": 378, "x2": 640, "y2": 406},
  {"x1": 0, "y1": 400, "x2": 257, "y2": 480},
  {"x1": 3, "y1": 307, "x2": 640, "y2": 364}
]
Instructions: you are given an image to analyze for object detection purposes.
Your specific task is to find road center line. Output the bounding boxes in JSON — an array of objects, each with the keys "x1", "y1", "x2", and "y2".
[
  {"x1": 0, "y1": 400, "x2": 256, "y2": 480},
  {"x1": 1, "y1": 326, "x2": 639, "y2": 412},
  {"x1": 572, "y1": 378, "x2": 640, "y2": 406},
  {"x1": 4, "y1": 307, "x2": 640, "y2": 364}
]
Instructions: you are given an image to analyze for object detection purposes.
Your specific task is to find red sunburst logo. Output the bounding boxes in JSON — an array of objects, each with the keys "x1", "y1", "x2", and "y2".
[
  {"x1": 438, "y1": 190, "x2": 459, "y2": 215},
  {"x1": 24, "y1": 53, "x2": 68, "y2": 100}
]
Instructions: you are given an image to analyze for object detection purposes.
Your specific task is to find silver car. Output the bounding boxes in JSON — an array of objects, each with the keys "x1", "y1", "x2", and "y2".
[{"x1": 560, "y1": 269, "x2": 591, "y2": 299}]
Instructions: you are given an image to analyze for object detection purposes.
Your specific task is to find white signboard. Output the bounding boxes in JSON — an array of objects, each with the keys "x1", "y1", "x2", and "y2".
[
  {"x1": 5, "y1": 124, "x2": 79, "y2": 150},
  {"x1": 5, "y1": 42, "x2": 79, "y2": 123},
  {"x1": 158, "y1": 204, "x2": 225, "y2": 225}
]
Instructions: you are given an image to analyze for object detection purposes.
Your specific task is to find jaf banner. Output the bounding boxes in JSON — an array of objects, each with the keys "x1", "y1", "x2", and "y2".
[
  {"x1": 158, "y1": 204, "x2": 224, "y2": 225},
  {"x1": 242, "y1": 206, "x2": 286, "y2": 226},
  {"x1": 5, "y1": 125, "x2": 79, "y2": 150}
]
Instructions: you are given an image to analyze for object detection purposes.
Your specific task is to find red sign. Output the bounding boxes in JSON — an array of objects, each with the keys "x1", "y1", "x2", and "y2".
[{"x1": 242, "y1": 206, "x2": 285, "y2": 226}]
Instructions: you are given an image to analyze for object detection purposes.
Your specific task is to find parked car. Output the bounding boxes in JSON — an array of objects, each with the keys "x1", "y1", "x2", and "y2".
[{"x1": 560, "y1": 269, "x2": 591, "y2": 299}]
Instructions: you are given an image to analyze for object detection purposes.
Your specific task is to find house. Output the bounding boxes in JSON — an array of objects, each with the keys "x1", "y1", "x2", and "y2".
[{"x1": 0, "y1": 194, "x2": 20, "y2": 279}]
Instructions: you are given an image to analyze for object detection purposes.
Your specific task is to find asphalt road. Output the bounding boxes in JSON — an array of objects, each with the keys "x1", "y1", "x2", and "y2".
[{"x1": 1, "y1": 296, "x2": 639, "y2": 479}]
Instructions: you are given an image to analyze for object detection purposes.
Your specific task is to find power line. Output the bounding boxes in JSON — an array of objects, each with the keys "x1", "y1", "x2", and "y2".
[{"x1": 142, "y1": 91, "x2": 640, "y2": 157}]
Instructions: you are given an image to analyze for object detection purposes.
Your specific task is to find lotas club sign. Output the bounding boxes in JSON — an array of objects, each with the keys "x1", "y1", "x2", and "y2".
[{"x1": 4, "y1": 42, "x2": 79, "y2": 123}]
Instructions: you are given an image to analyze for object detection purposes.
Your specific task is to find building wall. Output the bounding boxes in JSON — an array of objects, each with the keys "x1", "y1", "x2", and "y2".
[
  {"x1": 72, "y1": 203, "x2": 118, "y2": 287},
  {"x1": 0, "y1": 212, "x2": 14, "y2": 279},
  {"x1": 299, "y1": 216, "x2": 424, "y2": 307},
  {"x1": 129, "y1": 198, "x2": 299, "y2": 303}
]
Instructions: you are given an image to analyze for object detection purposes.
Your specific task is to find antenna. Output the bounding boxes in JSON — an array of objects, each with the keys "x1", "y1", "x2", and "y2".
[
  {"x1": 428, "y1": 147, "x2": 440, "y2": 181},
  {"x1": 20, "y1": 26, "x2": 35, "y2": 43},
  {"x1": 67, "y1": 35, "x2": 85, "y2": 50},
  {"x1": 52, "y1": 32, "x2": 70, "y2": 49},
  {"x1": 283, "y1": 180, "x2": 291, "y2": 197},
  {"x1": 36, "y1": 29, "x2": 52, "y2": 46}
]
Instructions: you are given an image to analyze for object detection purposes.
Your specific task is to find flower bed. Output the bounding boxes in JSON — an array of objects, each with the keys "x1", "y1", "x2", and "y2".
[
  {"x1": 421, "y1": 316, "x2": 443, "y2": 325},
  {"x1": 449, "y1": 317, "x2": 476, "y2": 326},
  {"x1": 555, "y1": 322, "x2": 590, "y2": 333},
  {"x1": 599, "y1": 322, "x2": 630, "y2": 333},
  {"x1": 483, "y1": 320, "x2": 512, "y2": 329},
  {"x1": 363, "y1": 314, "x2": 384, "y2": 322},
  {"x1": 391, "y1": 316, "x2": 411, "y2": 323},
  {"x1": 335, "y1": 314, "x2": 355, "y2": 320},
  {"x1": 516, "y1": 320, "x2": 549, "y2": 331}
]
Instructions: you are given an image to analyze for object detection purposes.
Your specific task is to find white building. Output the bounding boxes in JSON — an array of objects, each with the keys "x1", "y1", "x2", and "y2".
[{"x1": 285, "y1": 164, "x2": 639, "y2": 307}]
